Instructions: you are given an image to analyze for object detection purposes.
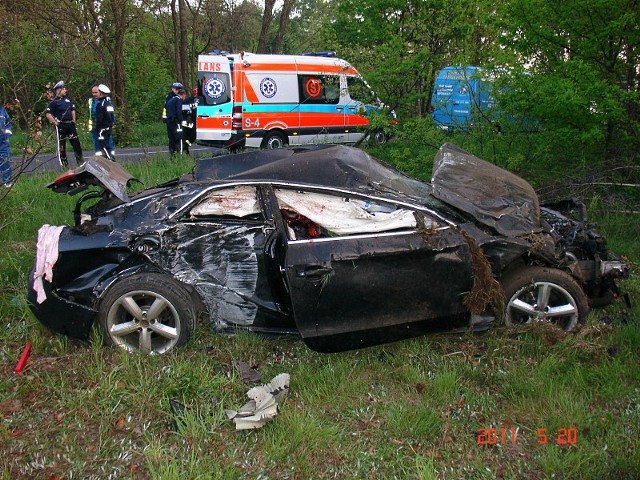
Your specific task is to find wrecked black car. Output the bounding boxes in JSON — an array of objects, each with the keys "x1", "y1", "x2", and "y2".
[{"x1": 27, "y1": 144, "x2": 628, "y2": 354}]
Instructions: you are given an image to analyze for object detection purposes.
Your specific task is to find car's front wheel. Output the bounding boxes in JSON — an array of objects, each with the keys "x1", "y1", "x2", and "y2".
[
  {"x1": 98, "y1": 273, "x2": 196, "y2": 354},
  {"x1": 502, "y1": 267, "x2": 589, "y2": 331}
]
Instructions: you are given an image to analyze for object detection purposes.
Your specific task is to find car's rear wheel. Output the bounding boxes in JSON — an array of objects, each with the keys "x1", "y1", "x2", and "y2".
[
  {"x1": 261, "y1": 131, "x2": 287, "y2": 149},
  {"x1": 98, "y1": 273, "x2": 196, "y2": 354},
  {"x1": 501, "y1": 267, "x2": 588, "y2": 331}
]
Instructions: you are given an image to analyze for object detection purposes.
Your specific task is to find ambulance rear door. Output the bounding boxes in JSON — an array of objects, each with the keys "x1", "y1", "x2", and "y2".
[{"x1": 197, "y1": 55, "x2": 234, "y2": 146}]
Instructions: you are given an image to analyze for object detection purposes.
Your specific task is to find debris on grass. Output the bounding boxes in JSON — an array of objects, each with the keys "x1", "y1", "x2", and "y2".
[
  {"x1": 234, "y1": 360, "x2": 263, "y2": 384},
  {"x1": 225, "y1": 373, "x2": 290, "y2": 430},
  {"x1": 14, "y1": 341, "x2": 32, "y2": 374}
]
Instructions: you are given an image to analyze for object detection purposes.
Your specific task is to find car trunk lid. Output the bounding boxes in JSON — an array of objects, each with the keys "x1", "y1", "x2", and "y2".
[{"x1": 46, "y1": 157, "x2": 139, "y2": 203}]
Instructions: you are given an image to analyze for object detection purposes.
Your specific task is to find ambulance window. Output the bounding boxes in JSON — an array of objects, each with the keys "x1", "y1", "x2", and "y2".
[
  {"x1": 299, "y1": 75, "x2": 340, "y2": 105},
  {"x1": 198, "y1": 73, "x2": 231, "y2": 105},
  {"x1": 346, "y1": 76, "x2": 377, "y2": 105}
]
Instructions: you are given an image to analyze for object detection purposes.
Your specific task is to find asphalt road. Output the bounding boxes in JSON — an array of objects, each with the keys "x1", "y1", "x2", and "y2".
[{"x1": 15, "y1": 144, "x2": 226, "y2": 175}]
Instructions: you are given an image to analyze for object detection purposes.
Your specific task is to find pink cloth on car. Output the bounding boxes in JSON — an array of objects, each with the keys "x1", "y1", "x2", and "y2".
[{"x1": 33, "y1": 224, "x2": 64, "y2": 304}]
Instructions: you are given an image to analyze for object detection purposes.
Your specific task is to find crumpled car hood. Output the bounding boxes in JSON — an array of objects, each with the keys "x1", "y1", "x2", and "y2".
[{"x1": 431, "y1": 143, "x2": 541, "y2": 237}]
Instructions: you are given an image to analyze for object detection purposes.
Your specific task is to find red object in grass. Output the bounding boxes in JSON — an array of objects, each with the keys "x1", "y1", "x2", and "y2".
[{"x1": 15, "y1": 342, "x2": 32, "y2": 374}]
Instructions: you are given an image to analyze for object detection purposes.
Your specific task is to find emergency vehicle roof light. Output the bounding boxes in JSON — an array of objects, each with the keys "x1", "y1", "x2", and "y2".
[{"x1": 301, "y1": 51, "x2": 336, "y2": 57}]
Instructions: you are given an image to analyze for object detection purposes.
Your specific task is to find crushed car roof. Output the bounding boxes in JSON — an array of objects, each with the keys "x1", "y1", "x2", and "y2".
[
  {"x1": 196, "y1": 143, "x2": 542, "y2": 237},
  {"x1": 194, "y1": 144, "x2": 433, "y2": 201},
  {"x1": 49, "y1": 143, "x2": 543, "y2": 238}
]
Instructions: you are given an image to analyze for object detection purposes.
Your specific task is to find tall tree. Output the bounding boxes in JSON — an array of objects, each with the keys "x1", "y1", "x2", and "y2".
[
  {"x1": 497, "y1": 0, "x2": 640, "y2": 160},
  {"x1": 257, "y1": 0, "x2": 277, "y2": 53},
  {"x1": 272, "y1": 0, "x2": 296, "y2": 53},
  {"x1": 5, "y1": 0, "x2": 137, "y2": 143},
  {"x1": 330, "y1": 0, "x2": 498, "y2": 117}
]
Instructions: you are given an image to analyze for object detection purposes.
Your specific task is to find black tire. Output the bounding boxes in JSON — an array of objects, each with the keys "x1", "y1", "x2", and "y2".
[
  {"x1": 370, "y1": 130, "x2": 388, "y2": 145},
  {"x1": 261, "y1": 131, "x2": 287, "y2": 149},
  {"x1": 501, "y1": 266, "x2": 589, "y2": 331},
  {"x1": 98, "y1": 273, "x2": 196, "y2": 354}
]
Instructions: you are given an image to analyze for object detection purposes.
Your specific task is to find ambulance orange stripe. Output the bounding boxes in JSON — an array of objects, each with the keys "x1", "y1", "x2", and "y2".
[
  {"x1": 237, "y1": 63, "x2": 359, "y2": 76},
  {"x1": 241, "y1": 72, "x2": 260, "y2": 103},
  {"x1": 197, "y1": 117, "x2": 233, "y2": 129},
  {"x1": 237, "y1": 112, "x2": 368, "y2": 131}
]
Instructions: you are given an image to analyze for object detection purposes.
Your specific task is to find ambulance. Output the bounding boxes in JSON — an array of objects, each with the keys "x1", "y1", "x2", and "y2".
[{"x1": 196, "y1": 51, "x2": 388, "y2": 150}]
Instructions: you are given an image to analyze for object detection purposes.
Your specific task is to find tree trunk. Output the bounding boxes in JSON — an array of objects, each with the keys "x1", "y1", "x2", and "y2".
[
  {"x1": 178, "y1": 0, "x2": 188, "y2": 86},
  {"x1": 171, "y1": 0, "x2": 182, "y2": 83},
  {"x1": 257, "y1": 0, "x2": 276, "y2": 53},
  {"x1": 111, "y1": 0, "x2": 129, "y2": 144},
  {"x1": 272, "y1": 0, "x2": 295, "y2": 54}
]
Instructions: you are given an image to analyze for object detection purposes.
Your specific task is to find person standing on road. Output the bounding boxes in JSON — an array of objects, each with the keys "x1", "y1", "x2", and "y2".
[
  {"x1": 45, "y1": 81, "x2": 83, "y2": 167},
  {"x1": 0, "y1": 101, "x2": 13, "y2": 188},
  {"x1": 162, "y1": 82, "x2": 183, "y2": 124},
  {"x1": 182, "y1": 87, "x2": 199, "y2": 155},
  {"x1": 95, "y1": 84, "x2": 116, "y2": 160},
  {"x1": 89, "y1": 85, "x2": 115, "y2": 157},
  {"x1": 166, "y1": 88, "x2": 187, "y2": 155}
]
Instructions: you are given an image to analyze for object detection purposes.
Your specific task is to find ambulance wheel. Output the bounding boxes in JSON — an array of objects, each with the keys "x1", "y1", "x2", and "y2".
[
  {"x1": 262, "y1": 131, "x2": 287, "y2": 149},
  {"x1": 372, "y1": 130, "x2": 388, "y2": 145}
]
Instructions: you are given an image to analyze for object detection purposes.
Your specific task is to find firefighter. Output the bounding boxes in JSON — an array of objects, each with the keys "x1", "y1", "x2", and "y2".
[
  {"x1": 95, "y1": 84, "x2": 115, "y2": 160},
  {"x1": 0, "y1": 101, "x2": 12, "y2": 187},
  {"x1": 181, "y1": 87, "x2": 199, "y2": 154},
  {"x1": 45, "y1": 81, "x2": 83, "y2": 167},
  {"x1": 166, "y1": 88, "x2": 187, "y2": 155}
]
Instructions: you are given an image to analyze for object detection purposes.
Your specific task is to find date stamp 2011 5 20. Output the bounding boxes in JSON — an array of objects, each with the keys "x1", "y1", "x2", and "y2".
[{"x1": 477, "y1": 427, "x2": 578, "y2": 446}]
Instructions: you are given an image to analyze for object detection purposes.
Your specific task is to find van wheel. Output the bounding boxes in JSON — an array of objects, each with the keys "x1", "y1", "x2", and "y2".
[
  {"x1": 501, "y1": 266, "x2": 588, "y2": 331},
  {"x1": 371, "y1": 130, "x2": 388, "y2": 145},
  {"x1": 262, "y1": 131, "x2": 287, "y2": 149}
]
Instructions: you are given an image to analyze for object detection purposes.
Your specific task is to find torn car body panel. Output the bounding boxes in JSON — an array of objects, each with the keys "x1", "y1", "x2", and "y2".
[
  {"x1": 28, "y1": 144, "x2": 628, "y2": 353},
  {"x1": 432, "y1": 143, "x2": 541, "y2": 237}
]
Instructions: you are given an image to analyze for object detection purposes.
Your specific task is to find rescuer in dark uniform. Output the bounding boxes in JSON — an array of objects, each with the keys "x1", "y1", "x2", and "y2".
[
  {"x1": 95, "y1": 84, "x2": 116, "y2": 160},
  {"x1": 45, "y1": 81, "x2": 83, "y2": 167},
  {"x1": 166, "y1": 88, "x2": 187, "y2": 155},
  {"x1": 162, "y1": 82, "x2": 183, "y2": 123},
  {"x1": 181, "y1": 87, "x2": 199, "y2": 154}
]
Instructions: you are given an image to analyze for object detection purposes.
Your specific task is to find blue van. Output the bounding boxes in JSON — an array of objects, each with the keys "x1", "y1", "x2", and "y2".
[{"x1": 430, "y1": 66, "x2": 495, "y2": 130}]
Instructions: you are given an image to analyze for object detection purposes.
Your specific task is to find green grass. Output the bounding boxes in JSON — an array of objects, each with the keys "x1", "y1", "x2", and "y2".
[{"x1": 1, "y1": 151, "x2": 639, "y2": 478}]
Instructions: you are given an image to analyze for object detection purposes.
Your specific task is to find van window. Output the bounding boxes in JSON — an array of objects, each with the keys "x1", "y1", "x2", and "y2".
[
  {"x1": 346, "y1": 76, "x2": 377, "y2": 104},
  {"x1": 198, "y1": 73, "x2": 231, "y2": 105},
  {"x1": 299, "y1": 75, "x2": 340, "y2": 105}
]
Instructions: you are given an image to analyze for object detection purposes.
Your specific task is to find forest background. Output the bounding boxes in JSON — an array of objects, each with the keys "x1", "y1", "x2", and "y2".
[{"x1": 0, "y1": 0, "x2": 639, "y2": 178}]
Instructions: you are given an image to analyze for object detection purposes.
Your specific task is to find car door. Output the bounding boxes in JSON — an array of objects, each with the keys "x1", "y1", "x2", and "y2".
[
  {"x1": 154, "y1": 185, "x2": 279, "y2": 329},
  {"x1": 275, "y1": 188, "x2": 474, "y2": 352}
]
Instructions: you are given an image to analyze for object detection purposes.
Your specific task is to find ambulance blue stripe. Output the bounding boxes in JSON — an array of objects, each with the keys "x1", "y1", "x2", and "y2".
[{"x1": 241, "y1": 104, "x2": 352, "y2": 113}]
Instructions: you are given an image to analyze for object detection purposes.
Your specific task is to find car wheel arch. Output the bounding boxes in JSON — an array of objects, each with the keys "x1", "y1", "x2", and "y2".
[
  {"x1": 97, "y1": 271, "x2": 199, "y2": 354},
  {"x1": 94, "y1": 263, "x2": 207, "y2": 314},
  {"x1": 500, "y1": 265, "x2": 589, "y2": 331}
]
